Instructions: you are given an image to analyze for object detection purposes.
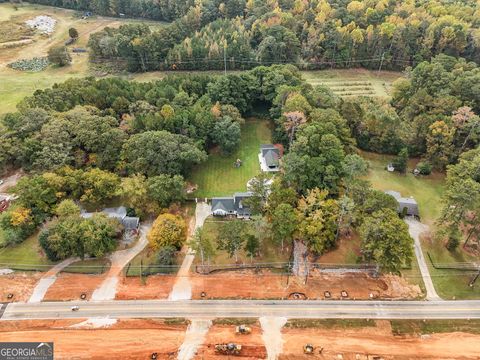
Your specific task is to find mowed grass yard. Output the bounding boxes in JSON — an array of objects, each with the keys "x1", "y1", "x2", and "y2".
[
  {"x1": 199, "y1": 217, "x2": 291, "y2": 266},
  {"x1": 360, "y1": 151, "x2": 480, "y2": 299},
  {"x1": 361, "y1": 151, "x2": 445, "y2": 224},
  {"x1": 188, "y1": 118, "x2": 272, "y2": 198},
  {"x1": 422, "y1": 226, "x2": 480, "y2": 300},
  {"x1": 0, "y1": 231, "x2": 54, "y2": 270}
]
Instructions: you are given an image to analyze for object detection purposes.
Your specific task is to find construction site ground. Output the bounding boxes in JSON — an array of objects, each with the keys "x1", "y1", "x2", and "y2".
[
  {"x1": 1, "y1": 269, "x2": 421, "y2": 302},
  {"x1": 1, "y1": 319, "x2": 480, "y2": 359},
  {"x1": 189, "y1": 270, "x2": 422, "y2": 300},
  {"x1": 0, "y1": 272, "x2": 42, "y2": 302},
  {"x1": 116, "y1": 275, "x2": 176, "y2": 300},
  {"x1": 0, "y1": 319, "x2": 186, "y2": 360},
  {"x1": 43, "y1": 273, "x2": 107, "y2": 301}
]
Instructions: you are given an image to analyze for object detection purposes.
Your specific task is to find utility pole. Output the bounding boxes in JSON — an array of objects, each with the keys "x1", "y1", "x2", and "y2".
[
  {"x1": 377, "y1": 52, "x2": 385, "y2": 75},
  {"x1": 223, "y1": 41, "x2": 227, "y2": 76}
]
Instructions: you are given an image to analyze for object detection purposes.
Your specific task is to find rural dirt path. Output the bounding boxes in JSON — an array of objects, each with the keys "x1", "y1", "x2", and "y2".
[
  {"x1": 177, "y1": 319, "x2": 212, "y2": 360},
  {"x1": 292, "y1": 240, "x2": 308, "y2": 277},
  {"x1": 405, "y1": 217, "x2": 441, "y2": 301},
  {"x1": 260, "y1": 316, "x2": 287, "y2": 360},
  {"x1": 0, "y1": 171, "x2": 23, "y2": 193},
  {"x1": 91, "y1": 223, "x2": 151, "y2": 301},
  {"x1": 168, "y1": 202, "x2": 211, "y2": 301},
  {"x1": 28, "y1": 257, "x2": 79, "y2": 303}
]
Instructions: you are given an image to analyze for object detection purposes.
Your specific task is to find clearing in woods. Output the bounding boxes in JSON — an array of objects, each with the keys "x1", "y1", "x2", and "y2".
[
  {"x1": 188, "y1": 118, "x2": 273, "y2": 198},
  {"x1": 0, "y1": 2, "x2": 168, "y2": 115},
  {"x1": 301, "y1": 68, "x2": 402, "y2": 97}
]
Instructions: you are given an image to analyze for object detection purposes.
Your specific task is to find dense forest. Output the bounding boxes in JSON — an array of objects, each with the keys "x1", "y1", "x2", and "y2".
[{"x1": 78, "y1": 0, "x2": 480, "y2": 71}]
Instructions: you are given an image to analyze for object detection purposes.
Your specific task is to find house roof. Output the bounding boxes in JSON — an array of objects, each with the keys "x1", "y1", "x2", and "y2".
[
  {"x1": 385, "y1": 190, "x2": 419, "y2": 216},
  {"x1": 212, "y1": 192, "x2": 254, "y2": 215},
  {"x1": 260, "y1": 144, "x2": 280, "y2": 168},
  {"x1": 81, "y1": 206, "x2": 129, "y2": 221},
  {"x1": 212, "y1": 197, "x2": 235, "y2": 213},
  {"x1": 122, "y1": 216, "x2": 140, "y2": 230},
  {"x1": 385, "y1": 190, "x2": 401, "y2": 200}
]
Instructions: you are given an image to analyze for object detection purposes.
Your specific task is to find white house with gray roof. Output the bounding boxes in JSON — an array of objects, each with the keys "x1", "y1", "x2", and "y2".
[{"x1": 211, "y1": 192, "x2": 253, "y2": 218}]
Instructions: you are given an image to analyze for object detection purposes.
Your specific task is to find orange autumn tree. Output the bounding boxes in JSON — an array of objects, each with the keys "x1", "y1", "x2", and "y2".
[{"x1": 147, "y1": 213, "x2": 187, "y2": 250}]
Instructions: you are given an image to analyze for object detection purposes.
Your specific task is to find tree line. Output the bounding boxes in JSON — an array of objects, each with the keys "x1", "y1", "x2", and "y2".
[{"x1": 84, "y1": 0, "x2": 480, "y2": 72}]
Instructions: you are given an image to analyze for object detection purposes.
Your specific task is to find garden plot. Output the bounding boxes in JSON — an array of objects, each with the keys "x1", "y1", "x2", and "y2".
[{"x1": 301, "y1": 68, "x2": 402, "y2": 98}]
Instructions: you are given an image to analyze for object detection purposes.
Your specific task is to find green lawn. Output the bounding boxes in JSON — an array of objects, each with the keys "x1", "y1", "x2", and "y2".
[
  {"x1": 391, "y1": 320, "x2": 480, "y2": 335},
  {"x1": 423, "y1": 235, "x2": 480, "y2": 300},
  {"x1": 188, "y1": 118, "x2": 272, "y2": 198},
  {"x1": 126, "y1": 246, "x2": 182, "y2": 276},
  {"x1": 0, "y1": 232, "x2": 54, "y2": 270},
  {"x1": 361, "y1": 151, "x2": 480, "y2": 299},
  {"x1": 361, "y1": 151, "x2": 446, "y2": 224},
  {"x1": 62, "y1": 257, "x2": 111, "y2": 274},
  {"x1": 199, "y1": 217, "x2": 290, "y2": 266},
  {"x1": 285, "y1": 319, "x2": 375, "y2": 329}
]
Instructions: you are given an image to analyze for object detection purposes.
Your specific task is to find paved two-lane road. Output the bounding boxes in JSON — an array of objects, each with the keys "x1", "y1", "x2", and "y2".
[{"x1": 2, "y1": 300, "x2": 480, "y2": 321}]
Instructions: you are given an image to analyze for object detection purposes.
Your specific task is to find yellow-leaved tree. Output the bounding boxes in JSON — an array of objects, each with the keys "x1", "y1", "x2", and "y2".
[{"x1": 147, "y1": 213, "x2": 187, "y2": 250}]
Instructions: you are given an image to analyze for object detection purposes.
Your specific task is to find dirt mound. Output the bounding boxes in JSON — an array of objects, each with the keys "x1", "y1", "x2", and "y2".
[{"x1": 0, "y1": 272, "x2": 42, "y2": 302}]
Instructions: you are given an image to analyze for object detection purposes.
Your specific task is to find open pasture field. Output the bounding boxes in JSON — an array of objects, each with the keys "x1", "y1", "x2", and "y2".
[
  {"x1": 0, "y1": 2, "x2": 167, "y2": 115},
  {"x1": 301, "y1": 68, "x2": 402, "y2": 98}
]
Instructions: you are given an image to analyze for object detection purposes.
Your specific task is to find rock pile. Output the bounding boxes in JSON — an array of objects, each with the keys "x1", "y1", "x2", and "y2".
[
  {"x1": 8, "y1": 57, "x2": 49, "y2": 72},
  {"x1": 25, "y1": 15, "x2": 56, "y2": 35}
]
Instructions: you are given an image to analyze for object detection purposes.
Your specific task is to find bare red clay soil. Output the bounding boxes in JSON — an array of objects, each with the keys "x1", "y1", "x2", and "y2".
[
  {"x1": 0, "y1": 319, "x2": 186, "y2": 360},
  {"x1": 116, "y1": 275, "x2": 176, "y2": 300},
  {"x1": 1, "y1": 268, "x2": 420, "y2": 303},
  {"x1": 1, "y1": 320, "x2": 479, "y2": 359},
  {"x1": 0, "y1": 272, "x2": 42, "y2": 302},
  {"x1": 43, "y1": 273, "x2": 107, "y2": 301},
  {"x1": 194, "y1": 324, "x2": 267, "y2": 359},
  {"x1": 190, "y1": 270, "x2": 421, "y2": 300},
  {"x1": 280, "y1": 327, "x2": 480, "y2": 360}
]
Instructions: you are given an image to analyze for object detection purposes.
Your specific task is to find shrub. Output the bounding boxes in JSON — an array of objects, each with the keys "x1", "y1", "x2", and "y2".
[
  {"x1": 47, "y1": 46, "x2": 71, "y2": 67},
  {"x1": 416, "y1": 161, "x2": 432, "y2": 175}
]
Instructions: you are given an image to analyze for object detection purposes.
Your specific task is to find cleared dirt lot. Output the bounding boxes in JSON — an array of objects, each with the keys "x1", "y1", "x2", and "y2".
[
  {"x1": 194, "y1": 324, "x2": 267, "y2": 359},
  {"x1": 43, "y1": 273, "x2": 107, "y2": 301},
  {"x1": 280, "y1": 328, "x2": 480, "y2": 359},
  {"x1": 116, "y1": 275, "x2": 176, "y2": 300},
  {"x1": 0, "y1": 268, "x2": 421, "y2": 303},
  {"x1": 0, "y1": 272, "x2": 42, "y2": 302},
  {"x1": 189, "y1": 270, "x2": 421, "y2": 300},
  {"x1": 2, "y1": 320, "x2": 480, "y2": 360},
  {"x1": 0, "y1": 319, "x2": 186, "y2": 360}
]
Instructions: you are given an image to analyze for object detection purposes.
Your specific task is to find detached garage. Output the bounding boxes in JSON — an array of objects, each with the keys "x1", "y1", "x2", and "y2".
[{"x1": 385, "y1": 190, "x2": 419, "y2": 217}]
